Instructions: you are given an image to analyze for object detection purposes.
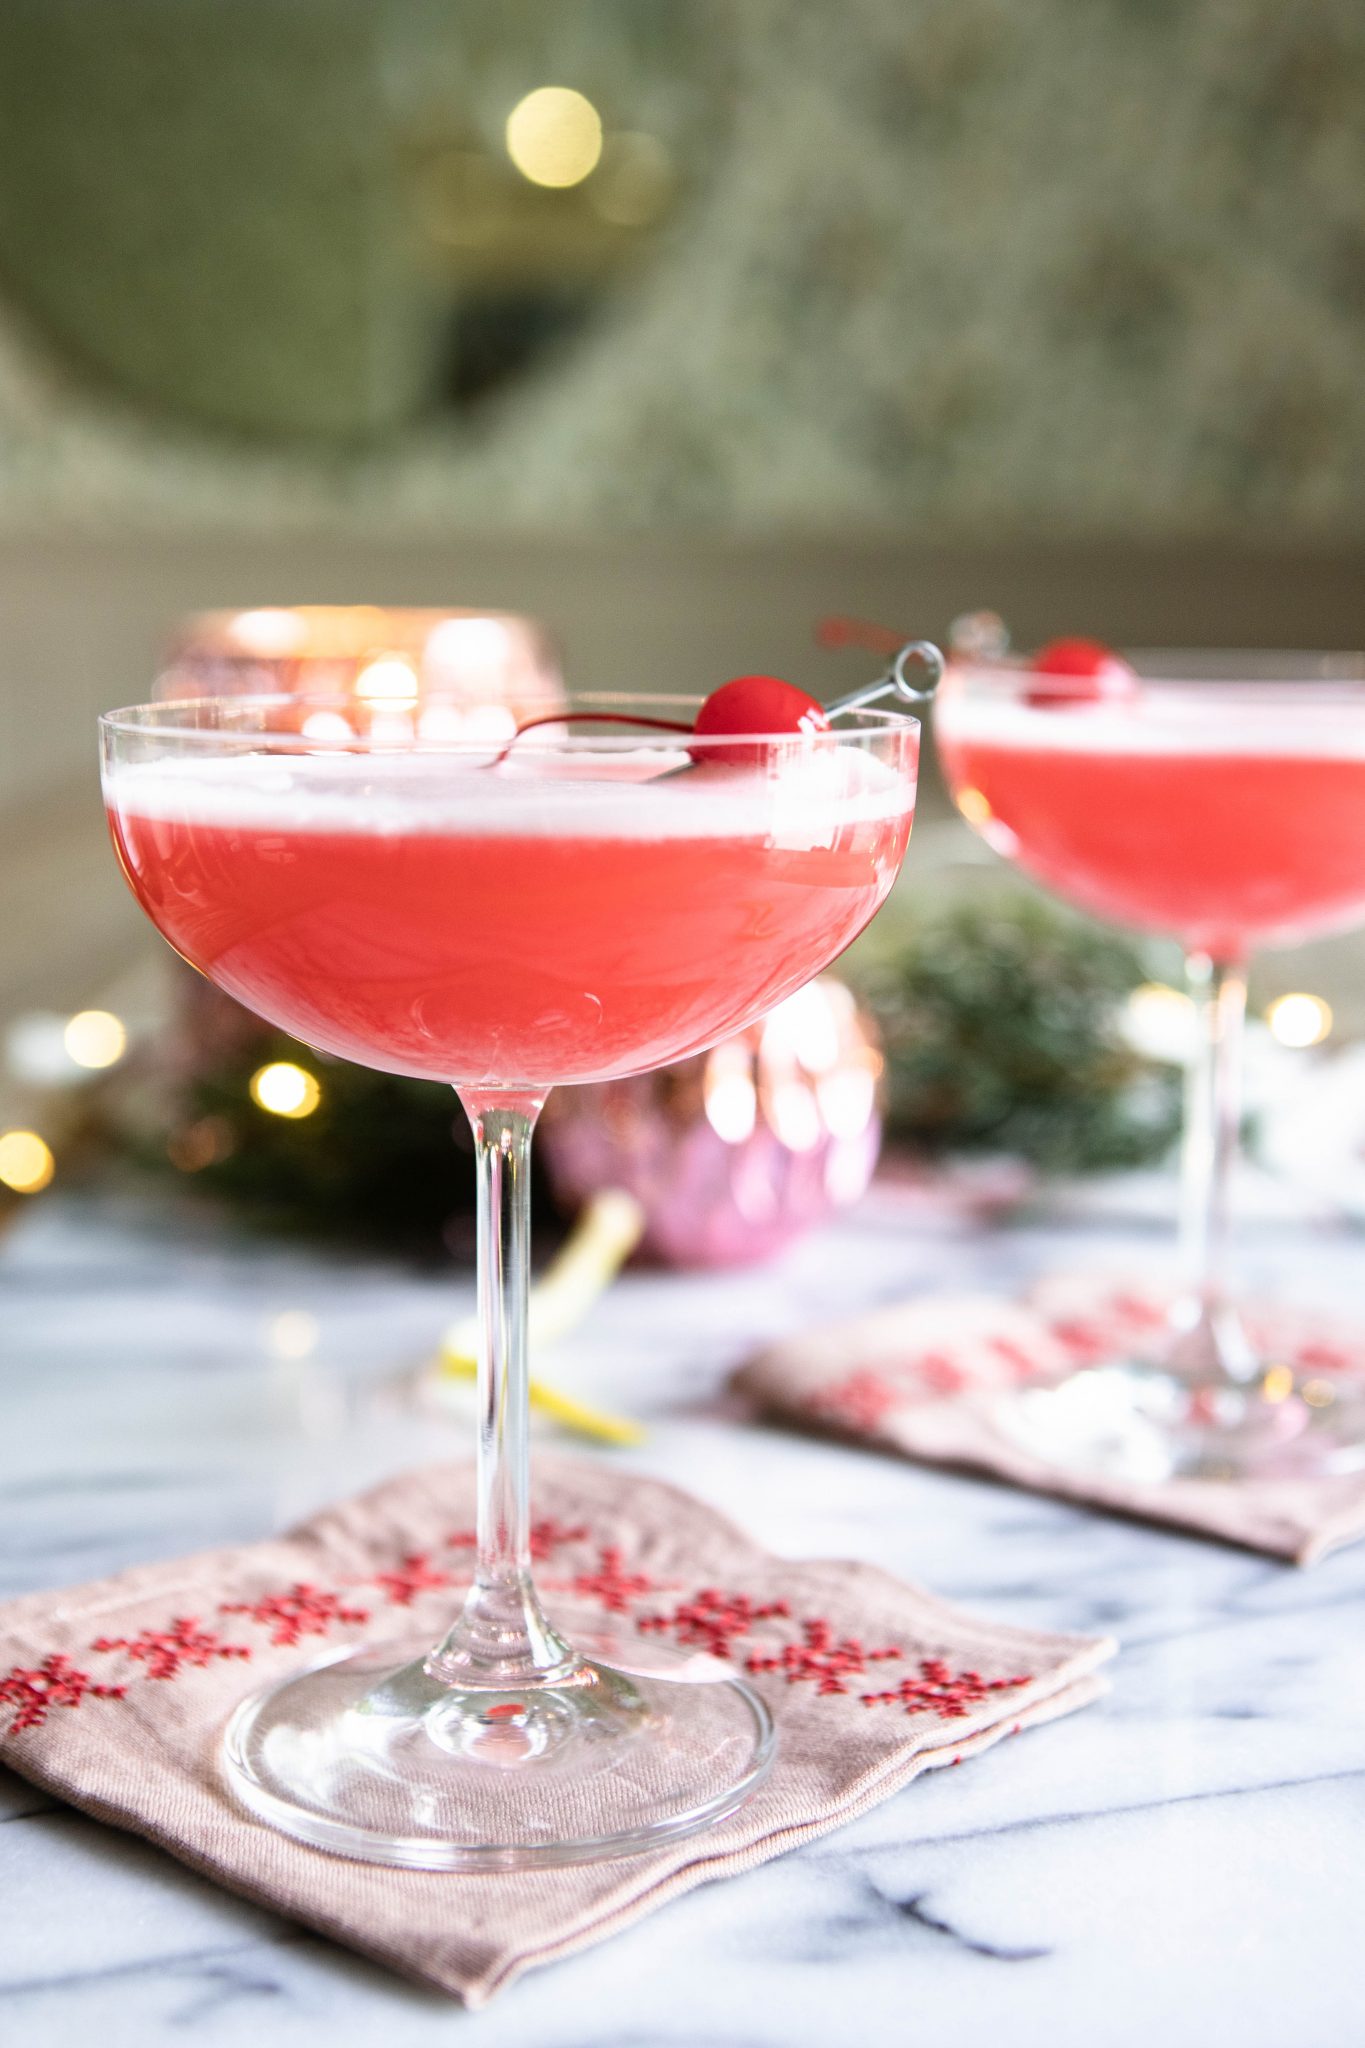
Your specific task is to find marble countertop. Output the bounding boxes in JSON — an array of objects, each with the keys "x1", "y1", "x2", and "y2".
[{"x1": 2, "y1": 1179, "x2": 1363, "y2": 2046}]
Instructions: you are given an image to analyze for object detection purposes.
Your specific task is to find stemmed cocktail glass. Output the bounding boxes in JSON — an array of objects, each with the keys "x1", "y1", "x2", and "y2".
[
  {"x1": 936, "y1": 648, "x2": 1365, "y2": 1482},
  {"x1": 101, "y1": 679, "x2": 924, "y2": 1868}
]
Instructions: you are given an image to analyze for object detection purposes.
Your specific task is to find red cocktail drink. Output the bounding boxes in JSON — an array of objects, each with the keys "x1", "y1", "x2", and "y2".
[
  {"x1": 100, "y1": 685, "x2": 924, "y2": 1870},
  {"x1": 936, "y1": 689, "x2": 1365, "y2": 960},
  {"x1": 935, "y1": 654, "x2": 1365, "y2": 1482},
  {"x1": 107, "y1": 750, "x2": 913, "y2": 1088}
]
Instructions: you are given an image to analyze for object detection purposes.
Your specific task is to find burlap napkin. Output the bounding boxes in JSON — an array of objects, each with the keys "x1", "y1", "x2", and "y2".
[
  {"x1": 734, "y1": 1275, "x2": 1365, "y2": 1564},
  {"x1": 0, "y1": 1455, "x2": 1111, "y2": 2006}
]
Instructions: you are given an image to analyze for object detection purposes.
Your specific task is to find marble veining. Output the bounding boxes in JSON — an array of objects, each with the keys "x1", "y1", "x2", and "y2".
[{"x1": 2, "y1": 1180, "x2": 1364, "y2": 2046}]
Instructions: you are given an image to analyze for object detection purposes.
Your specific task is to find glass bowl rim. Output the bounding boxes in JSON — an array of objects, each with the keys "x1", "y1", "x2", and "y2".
[
  {"x1": 943, "y1": 647, "x2": 1365, "y2": 695},
  {"x1": 98, "y1": 689, "x2": 920, "y2": 751}
]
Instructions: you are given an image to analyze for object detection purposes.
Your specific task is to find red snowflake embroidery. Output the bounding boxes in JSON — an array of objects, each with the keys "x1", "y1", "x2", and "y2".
[
  {"x1": 0, "y1": 1654, "x2": 126, "y2": 1734},
  {"x1": 531, "y1": 1519, "x2": 590, "y2": 1560},
  {"x1": 638, "y1": 1589, "x2": 790, "y2": 1660},
  {"x1": 220, "y1": 1584, "x2": 370, "y2": 1647},
  {"x1": 746, "y1": 1618, "x2": 901, "y2": 1695},
  {"x1": 1292, "y1": 1340, "x2": 1352, "y2": 1373},
  {"x1": 565, "y1": 1546, "x2": 659, "y2": 1614},
  {"x1": 1049, "y1": 1317, "x2": 1112, "y2": 1360},
  {"x1": 445, "y1": 1518, "x2": 589, "y2": 1561},
  {"x1": 372, "y1": 1553, "x2": 453, "y2": 1607},
  {"x1": 91, "y1": 1617, "x2": 251, "y2": 1680},
  {"x1": 808, "y1": 1369, "x2": 905, "y2": 1432},
  {"x1": 988, "y1": 1335, "x2": 1043, "y2": 1382},
  {"x1": 1111, "y1": 1292, "x2": 1165, "y2": 1329},
  {"x1": 917, "y1": 1352, "x2": 969, "y2": 1396},
  {"x1": 861, "y1": 1656, "x2": 1030, "y2": 1720}
]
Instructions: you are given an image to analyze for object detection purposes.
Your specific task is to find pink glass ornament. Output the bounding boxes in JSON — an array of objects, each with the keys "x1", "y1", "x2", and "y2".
[{"x1": 540, "y1": 978, "x2": 883, "y2": 1267}]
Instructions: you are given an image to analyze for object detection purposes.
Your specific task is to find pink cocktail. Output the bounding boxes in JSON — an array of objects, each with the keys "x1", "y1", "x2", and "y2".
[
  {"x1": 101, "y1": 684, "x2": 922, "y2": 1870},
  {"x1": 109, "y1": 749, "x2": 912, "y2": 1089},
  {"x1": 936, "y1": 652, "x2": 1365, "y2": 1480},
  {"x1": 937, "y1": 688, "x2": 1365, "y2": 960}
]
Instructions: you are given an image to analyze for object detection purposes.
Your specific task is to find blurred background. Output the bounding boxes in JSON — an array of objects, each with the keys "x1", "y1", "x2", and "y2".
[{"x1": 0, "y1": 0, "x2": 1362, "y2": 1239}]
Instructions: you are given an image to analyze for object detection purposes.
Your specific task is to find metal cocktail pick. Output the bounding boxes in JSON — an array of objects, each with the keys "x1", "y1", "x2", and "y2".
[{"x1": 824, "y1": 638, "x2": 946, "y2": 719}]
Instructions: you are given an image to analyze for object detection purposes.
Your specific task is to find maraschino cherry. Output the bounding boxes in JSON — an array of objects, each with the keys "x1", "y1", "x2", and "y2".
[
  {"x1": 500, "y1": 643, "x2": 938, "y2": 762},
  {"x1": 502, "y1": 673, "x2": 831, "y2": 764},
  {"x1": 689, "y1": 674, "x2": 829, "y2": 764},
  {"x1": 1028, "y1": 637, "x2": 1137, "y2": 707}
]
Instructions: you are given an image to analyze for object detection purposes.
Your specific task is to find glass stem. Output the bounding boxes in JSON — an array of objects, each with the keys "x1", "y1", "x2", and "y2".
[
  {"x1": 1170, "y1": 952, "x2": 1258, "y2": 1384},
  {"x1": 427, "y1": 1092, "x2": 578, "y2": 1689}
]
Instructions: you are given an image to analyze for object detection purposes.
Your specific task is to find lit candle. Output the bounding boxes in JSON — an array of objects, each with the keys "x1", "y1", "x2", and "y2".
[{"x1": 158, "y1": 606, "x2": 565, "y2": 730}]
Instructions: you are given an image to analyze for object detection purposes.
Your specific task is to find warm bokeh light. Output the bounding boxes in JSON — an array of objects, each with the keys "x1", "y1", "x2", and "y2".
[
  {"x1": 460, "y1": 703, "x2": 518, "y2": 742},
  {"x1": 354, "y1": 656, "x2": 420, "y2": 704},
  {"x1": 816, "y1": 1057, "x2": 881, "y2": 1141},
  {"x1": 63, "y1": 1008, "x2": 127, "y2": 1069},
  {"x1": 1123, "y1": 981, "x2": 1196, "y2": 1061},
  {"x1": 1265, "y1": 992, "x2": 1333, "y2": 1048},
  {"x1": 955, "y1": 787, "x2": 993, "y2": 828},
  {"x1": 767, "y1": 1080, "x2": 823, "y2": 1153},
  {"x1": 505, "y1": 87, "x2": 603, "y2": 189},
  {"x1": 761, "y1": 982, "x2": 842, "y2": 1073},
  {"x1": 704, "y1": 1067, "x2": 758, "y2": 1145},
  {"x1": 267, "y1": 1309, "x2": 320, "y2": 1359},
  {"x1": 300, "y1": 710, "x2": 355, "y2": 745},
  {"x1": 1261, "y1": 1364, "x2": 1294, "y2": 1405},
  {"x1": 250, "y1": 1061, "x2": 322, "y2": 1119},
  {"x1": 228, "y1": 607, "x2": 310, "y2": 658},
  {"x1": 416, "y1": 704, "x2": 467, "y2": 742},
  {"x1": 0, "y1": 1128, "x2": 55, "y2": 1194}
]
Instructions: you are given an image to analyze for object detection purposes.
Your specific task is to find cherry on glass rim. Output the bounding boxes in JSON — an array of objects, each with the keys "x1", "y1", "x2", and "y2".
[
  {"x1": 501, "y1": 674, "x2": 832, "y2": 767},
  {"x1": 1027, "y1": 638, "x2": 1138, "y2": 708},
  {"x1": 689, "y1": 675, "x2": 830, "y2": 765}
]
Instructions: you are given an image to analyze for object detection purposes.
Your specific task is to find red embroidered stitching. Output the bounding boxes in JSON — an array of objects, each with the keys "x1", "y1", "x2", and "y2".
[
  {"x1": 531, "y1": 1519, "x2": 590, "y2": 1560},
  {"x1": 1049, "y1": 1316, "x2": 1111, "y2": 1359},
  {"x1": 91, "y1": 1618, "x2": 252, "y2": 1680},
  {"x1": 861, "y1": 1657, "x2": 1030, "y2": 1720},
  {"x1": 808, "y1": 1369, "x2": 904, "y2": 1432},
  {"x1": 220, "y1": 1584, "x2": 370, "y2": 1647},
  {"x1": 565, "y1": 1546, "x2": 658, "y2": 1614},
  {"x1": 1293, "y1": 1340, "x2": 1351, "y2": 1373},
  {"x1": 917, "y1": 1352, "x2": 969, "y2": 1396},
  {"x1": 373, "y1": 1553, "x2": 453, "y2": 1607},
  {"x1": 446, "y1": 1518, "x2": 589, "y2": 1561},
  {"x1": 638, "y1": 1589, "x2": 790, "y2": 1660},
  {"x1": 1111, "y1": 1292, "x2": 1165, "y2": 1329},
  {"x1": 0, "y1": 1654, "x2": 127, "y2": 1734},
  {"x1": 987, "y1": 1335, "x2": 1042, "y2": 1382},
  {"x1": 746, "y1": 1618, "x2": 901, "y2": 1695}
]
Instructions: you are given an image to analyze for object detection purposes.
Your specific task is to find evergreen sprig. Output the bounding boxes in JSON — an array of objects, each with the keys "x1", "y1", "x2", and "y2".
[{"x1": 848, "y1": 892, "x2": 1182, "y2": 1172}]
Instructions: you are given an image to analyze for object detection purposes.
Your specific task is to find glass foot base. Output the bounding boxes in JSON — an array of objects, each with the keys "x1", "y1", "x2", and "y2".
[
  {"x1": 996, "y1": 1361, "x2": 1365, "y2": 1483},
  {"x1": 222, "y1": 1632, "x2": 776, "y2": 1870}
]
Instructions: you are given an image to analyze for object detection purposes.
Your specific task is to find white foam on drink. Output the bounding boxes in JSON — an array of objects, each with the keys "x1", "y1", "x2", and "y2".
[
  {"x1": 104, "y1": 744, "x2": 916, "y2": 844},
  {"x1": 936, "y1": 688, "x2": 1365, "y2": 759}
]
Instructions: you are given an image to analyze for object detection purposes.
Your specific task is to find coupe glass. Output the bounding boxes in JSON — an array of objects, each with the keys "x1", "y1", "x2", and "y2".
[
  {"x1": 100, "y1": 686, "x2": 922, "y2": 1868},
  {"x1": 935, "y1": 650, "x2": 1365, "y2": 1483}
]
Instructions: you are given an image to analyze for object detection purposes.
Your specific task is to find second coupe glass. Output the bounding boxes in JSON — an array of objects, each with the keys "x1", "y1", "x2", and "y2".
[{"x1": 937, "y1": 649, "x2": 1365, "y2": 1482}]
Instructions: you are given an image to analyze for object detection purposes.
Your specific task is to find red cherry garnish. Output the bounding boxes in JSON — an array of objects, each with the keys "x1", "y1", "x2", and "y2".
[
  {"x1": 1028, "y1": 638, "x2": 1137, "y2": 707},
  {"x1": 690, "y1": 675, "x2": 830, "y2": 764},
  {"x1": 496, "y1": 675, "x2": 829, "y2": 769}
]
